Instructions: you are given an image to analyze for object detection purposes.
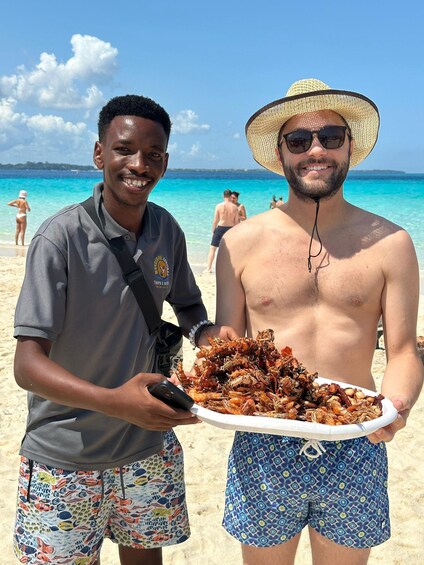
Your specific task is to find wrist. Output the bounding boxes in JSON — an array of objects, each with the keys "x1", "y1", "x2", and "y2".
[{"x1": 188, "y1": 320, "x2": 214, "y2": 348}]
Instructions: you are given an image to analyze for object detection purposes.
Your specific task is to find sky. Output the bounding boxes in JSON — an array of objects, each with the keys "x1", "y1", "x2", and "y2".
[{"x1": 0, "y1": 1, "x2": 423, "y2": 172}]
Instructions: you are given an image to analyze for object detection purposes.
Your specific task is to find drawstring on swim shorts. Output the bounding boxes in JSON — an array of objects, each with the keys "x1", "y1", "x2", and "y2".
[
  {"x1": 307, "y1": 198, "x2": 323, "y2": 272},
  {"x1": 100, "y1": 468, "x2": 126, "y2": 502},
  {"x1": 26, "y1": 459, "x2": 34, "y2": 502},
  {"x1": 299, "y1": 440, "x2": 326, "y2": 458},
  {"x1": 119, "y1": 468, "x2": 126, "y2": 499}
]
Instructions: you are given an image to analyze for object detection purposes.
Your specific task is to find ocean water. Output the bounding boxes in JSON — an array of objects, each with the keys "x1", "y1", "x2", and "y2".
[{"x1": 1, "y1": 170, "x2": 423, "y2": 273}]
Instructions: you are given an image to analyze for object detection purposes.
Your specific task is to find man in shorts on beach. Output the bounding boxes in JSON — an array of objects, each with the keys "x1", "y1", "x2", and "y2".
[
  {"x1": 12, "y1": 94, "x2": 233, "y2": 565},
  {"x1": 215, "y1": 79, "x2": 423, "y2": 564},
  {"x1": 205, "y1": 189, "x2": 240, "y2": 272}
]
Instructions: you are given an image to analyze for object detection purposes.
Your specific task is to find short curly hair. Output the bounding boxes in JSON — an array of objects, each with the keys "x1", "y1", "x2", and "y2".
[{"x1": 98, "y1": 95, "x2": 171, "y2": 142}]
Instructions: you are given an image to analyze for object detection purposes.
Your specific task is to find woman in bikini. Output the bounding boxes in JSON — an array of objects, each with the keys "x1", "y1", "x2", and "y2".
[{"x1": 7, "y1": 190, "x2": 31, "y2": 245}]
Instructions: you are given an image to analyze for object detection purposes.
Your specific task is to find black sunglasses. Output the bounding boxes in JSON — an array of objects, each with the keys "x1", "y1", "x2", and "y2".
[{"x1": 280, "y1": 125, "x2": 349, "y2": 154}]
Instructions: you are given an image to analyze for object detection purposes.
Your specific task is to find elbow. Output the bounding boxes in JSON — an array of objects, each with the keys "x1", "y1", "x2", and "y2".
[
  {"x1": 13, "y1": 337, "x2": 50, "y2": 392},
  {"x1": 13, "y1": 340, "x2": 38, "y2": 391},
  {"x1": 14, "y1": 356, "x2": 32, "y2": 391}
]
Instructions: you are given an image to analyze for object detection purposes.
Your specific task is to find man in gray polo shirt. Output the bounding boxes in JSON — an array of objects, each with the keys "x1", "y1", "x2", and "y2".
[{"x1": 12, "y1": 95, "x2": 233, "y2": 565}]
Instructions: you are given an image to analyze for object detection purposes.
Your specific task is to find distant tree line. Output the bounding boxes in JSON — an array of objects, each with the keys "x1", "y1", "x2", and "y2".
[
  {"x1": 0, "y1": 161, "x2": 97, "y2": 171},
  {"x1": 0, "y1": 162, "x2": 406, "y2": 175}
]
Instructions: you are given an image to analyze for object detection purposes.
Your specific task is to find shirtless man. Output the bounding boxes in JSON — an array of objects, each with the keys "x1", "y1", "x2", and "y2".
[
  {"x1": 8, "y1": 190, "x2": 31, "y2": 245},
  {"x1": 205, "y1": 189, "x2": 239, "y2": 272},
  {"x1": 215, "y1": 79, "x2": 423, "y2": 564},
  {"x1": 230, "y1": 191, "x2": 247, "y2": 221},
  {"x1": 269, "y1": 194, "x2": 278, "y2": 209},
  {"x1": 275, "y1": 195, "x2": 284, "y2": 208}
]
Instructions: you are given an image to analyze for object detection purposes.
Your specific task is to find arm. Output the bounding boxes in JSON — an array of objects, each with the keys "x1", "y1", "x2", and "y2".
[
  {"x1": 8, "y1": 199, "x2": 18, "y2": 207},
  {"x1": 169, "y1": 228, "x2": 238, "y2": 344},
  {"x1": 14, "y1": 336, "x2": 197, "y2": 431},
  {"x1": 15, "y1": 233, "x2": 197, "y2": 430},
  {"x1": 233, "y1": 205, "x2": 241, "y2": 225},
  {"x1": 239, "y1": 204, "x2": 247, "y2": 221},
  {"x1": 215, "y1": 230, "x2": 248, "y2": 335},
  {"x1": 370, "y1": 230, "x2": 423, "y2": 442},
  {"x1": 211, "y1": 205, "x2": 220, "y2": 232}
]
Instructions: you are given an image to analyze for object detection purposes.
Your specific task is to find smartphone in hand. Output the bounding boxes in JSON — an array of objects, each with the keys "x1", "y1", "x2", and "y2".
[{"x1": 148, "y1": 379, "x2": 194, "y2": 410}]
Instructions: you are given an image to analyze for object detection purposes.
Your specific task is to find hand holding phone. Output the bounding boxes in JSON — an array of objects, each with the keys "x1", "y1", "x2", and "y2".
[{"x1": 148, "y1": 379, "x2": 194, "y2": 410}]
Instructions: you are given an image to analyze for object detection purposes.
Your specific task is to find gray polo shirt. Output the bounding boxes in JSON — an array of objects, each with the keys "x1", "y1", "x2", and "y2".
[{"x1": 14, "y1": 183, "x2": 205, "y2": 470}]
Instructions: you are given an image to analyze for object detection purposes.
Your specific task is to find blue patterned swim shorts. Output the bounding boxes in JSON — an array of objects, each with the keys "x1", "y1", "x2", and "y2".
[
  {"x1": 14, "y1": 430, "x2": 189, "y2": 564},
  {"x1": 223, "y1": 432, "x2": 390, "y2": 548}
]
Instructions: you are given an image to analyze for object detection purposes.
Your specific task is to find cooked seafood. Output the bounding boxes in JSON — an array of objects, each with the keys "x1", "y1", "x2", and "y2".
[{"x1": 177, "y1": 329, "x2": 384, "y2": 425}]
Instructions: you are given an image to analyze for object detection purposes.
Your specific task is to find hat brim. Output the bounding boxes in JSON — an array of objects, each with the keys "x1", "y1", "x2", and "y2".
[{"x1": 245, "y1": 89, "x2": 379, "y2": 176}]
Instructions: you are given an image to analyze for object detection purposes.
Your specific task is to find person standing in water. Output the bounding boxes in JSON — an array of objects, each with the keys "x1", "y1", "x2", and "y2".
[
  {"x1": 8, "y1": 190, "x2": 31, "y2": 245},
  {"x1": 205, "y1": 189, "x2": 240, "y2": 273},
  {"x1": 230, "y1": 191, "x2": 247, "y2": 221}
]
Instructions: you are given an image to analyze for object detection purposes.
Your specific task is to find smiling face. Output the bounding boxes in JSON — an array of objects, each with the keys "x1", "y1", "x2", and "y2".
[
  {"x1": 277, "y1": 110, "x2": 352, "y2": 202},
  {"x1": 93, "y1": 115, "x2": 169, "y2": 213}
]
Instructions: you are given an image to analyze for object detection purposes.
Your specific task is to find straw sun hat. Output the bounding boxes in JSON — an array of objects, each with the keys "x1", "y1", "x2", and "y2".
[{"x1": 245, "y1": 78, "x2": 380, "y2": 176}]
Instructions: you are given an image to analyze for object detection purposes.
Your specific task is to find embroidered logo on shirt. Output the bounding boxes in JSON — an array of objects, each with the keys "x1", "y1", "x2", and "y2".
[{"x1": 153, "y1": 255, "x2": 170, "y2": 287}]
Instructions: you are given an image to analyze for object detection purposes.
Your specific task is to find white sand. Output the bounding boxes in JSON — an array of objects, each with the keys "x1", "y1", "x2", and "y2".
[{"x1": 1, "y1": 258, "x2": 423, "y2": 564}]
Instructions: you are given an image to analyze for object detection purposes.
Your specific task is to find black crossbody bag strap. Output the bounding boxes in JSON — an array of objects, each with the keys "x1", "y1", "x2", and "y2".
[{"x1": 80, "y1": 197, "x2": 161, "y2": 334}]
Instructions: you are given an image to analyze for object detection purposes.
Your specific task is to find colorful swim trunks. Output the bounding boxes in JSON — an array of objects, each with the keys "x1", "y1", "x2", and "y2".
[
  {"x1": 223, "y1": 432, "x2": 390, "y2": 548},
  {"x1": 14, "y1": 431, "x2": 189, "y2": 564}
]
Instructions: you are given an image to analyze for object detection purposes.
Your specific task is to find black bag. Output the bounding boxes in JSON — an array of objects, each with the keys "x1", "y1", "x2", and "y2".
[
  {"x1": 155, "y1": 321, "x2": 183, "y2": 377},
  {"x1": 81, "y1": 197, "x2": 183, "y2": 377}
]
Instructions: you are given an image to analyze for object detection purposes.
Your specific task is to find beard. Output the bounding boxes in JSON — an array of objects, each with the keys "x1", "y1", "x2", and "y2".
[{"x1": 282, "y1": 156, "x2": 350, "y2": 202}]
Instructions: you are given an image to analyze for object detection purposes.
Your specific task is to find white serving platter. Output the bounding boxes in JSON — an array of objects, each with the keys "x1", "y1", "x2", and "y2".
[{"x1": 190, "y1": 377, "x2": 398, "y2": 441}]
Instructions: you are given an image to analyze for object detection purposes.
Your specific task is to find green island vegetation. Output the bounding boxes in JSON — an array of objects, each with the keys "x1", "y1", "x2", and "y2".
[
  {"x1": 0, "y1": 162, "x2": 408, "y2": 175},
  {"x1": 0, "y1": 161, "x2": 97, "y2": 171}
]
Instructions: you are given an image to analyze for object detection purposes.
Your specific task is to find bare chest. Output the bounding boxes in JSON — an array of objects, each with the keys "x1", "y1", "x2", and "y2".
[{"x1": 241, "y1": 237, "x2": 384, "y2": 314}]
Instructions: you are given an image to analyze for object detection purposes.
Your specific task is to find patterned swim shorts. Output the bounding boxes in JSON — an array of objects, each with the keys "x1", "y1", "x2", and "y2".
[
  {"x1": 223, "y1": 432, "x2": 390, "y2": 548},
  {"x1": 14, "y1": 430, "x2": 189, "y2": 564}
]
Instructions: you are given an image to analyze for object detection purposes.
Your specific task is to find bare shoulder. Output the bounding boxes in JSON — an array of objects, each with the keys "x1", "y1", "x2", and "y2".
[
  {"x1": 218, "y1": 210, "x2": 282, "y2": 271},
  {"x1": 350, "y1": 205, "x2": 417, "y2": 266},
  {"x1": 353, "y1": 206, "x2": 413, "y2": 245}
]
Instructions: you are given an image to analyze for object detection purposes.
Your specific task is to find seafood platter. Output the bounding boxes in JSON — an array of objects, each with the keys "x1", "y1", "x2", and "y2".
[{"x1": 177, "y1": 330, "x2": 397, "y2": 441}]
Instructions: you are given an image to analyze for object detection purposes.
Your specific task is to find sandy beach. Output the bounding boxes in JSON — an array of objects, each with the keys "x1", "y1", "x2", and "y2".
[{"x1": 1, "y1": 254, "x2": 423, "y2": 564}]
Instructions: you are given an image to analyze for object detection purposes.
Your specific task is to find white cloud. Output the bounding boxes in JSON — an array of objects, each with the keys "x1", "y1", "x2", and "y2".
[
  {"x1": 233, "y1": 132, "x2": 241, "y2": 139},
  {"x1": 187, "y1": 142, "x2": 201, "y2": 157},
  {"x1": 171, "y1": 110, "x2": 210, "y2": 134},
  {"x1": 0, "y1": 97, "x2": 95, "y2": 160},
  {"x1": 0, "y1": 98, "x2": 29, "y2": 147},
  {"x1": 0, "y1": 36, "x2": 218, "y2": 166},
  {"x1": 0, "y1": 35, "x2": 118, "y2": 163},
  {"x1": 26, "y1": 113, "x2": 87, "y2": 135},
  {"x1": 0, "y1": 34, "x2": 117, "y2": 109}
]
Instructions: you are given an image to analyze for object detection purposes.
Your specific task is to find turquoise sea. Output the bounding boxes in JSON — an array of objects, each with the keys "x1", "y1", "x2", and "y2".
[{"x1": 1, "y1": 170, "x2": 423, "y2": 274}]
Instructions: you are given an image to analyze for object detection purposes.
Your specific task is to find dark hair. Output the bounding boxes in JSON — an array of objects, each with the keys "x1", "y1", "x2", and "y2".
[
  {"x1": 98, "y1": 95, "x2": 171, "y2": 142},
  {"x1": 231, "y1": 191, "x2": 240, "y2": 198}
]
